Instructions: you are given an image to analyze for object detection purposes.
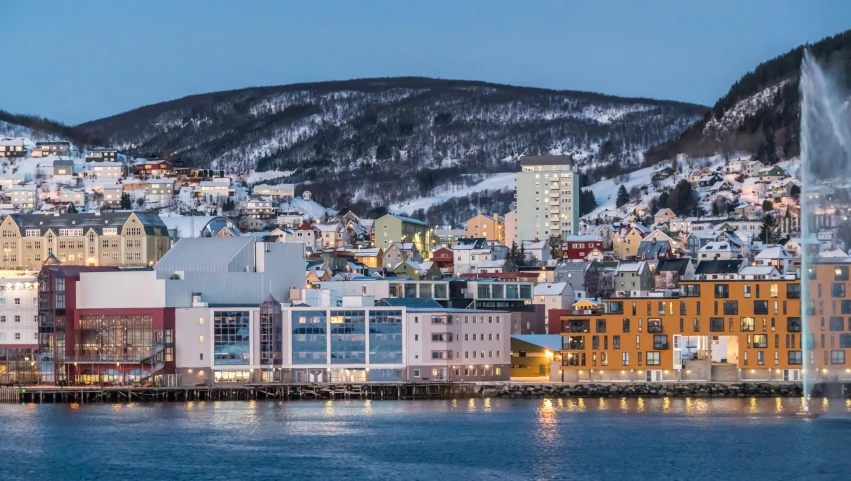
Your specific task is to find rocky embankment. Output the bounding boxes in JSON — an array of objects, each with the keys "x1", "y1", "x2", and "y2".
[{"x1": 481, "y1": 382, "x2": 804, "y2": 398}]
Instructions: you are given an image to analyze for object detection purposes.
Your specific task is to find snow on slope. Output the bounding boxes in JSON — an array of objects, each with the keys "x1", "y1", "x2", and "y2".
[
  {"x1": 703, "y1": 80, "x2": 790, "y2": 138},
  {"x1": 282, "y1": 197, "x2": 337, "y2": 220},
  {"x1": 390, "y1": 172, "x2": 515, "y2": 214}
]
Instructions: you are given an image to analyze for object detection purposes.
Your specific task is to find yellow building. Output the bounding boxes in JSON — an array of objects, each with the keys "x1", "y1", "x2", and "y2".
[
  {"x1": 465, "y1": 213, "x2": 504, "y2": 243},
  {"x1": 613, "y1": 226, "x2": 645, "y2": 259},
  {"x1": 0, "y1": 212, "x2": 171, "y2": 270}
]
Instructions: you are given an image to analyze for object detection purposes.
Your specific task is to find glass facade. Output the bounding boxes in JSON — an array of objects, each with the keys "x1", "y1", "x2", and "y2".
[
  {"x1": 76, "y1": 315, "x2": 153, "y2": 362},
  {"x1": 292, "y1": 310, "x2": 327, "y2": 364},
  {"x1": 214, "y1": 311, "x2": 250, "y2": 365},
  {"x1": 0, "y1": 347, "x2": 38, "y2": 384},
  {"x1": 330, "y1": 310, "x2": 366, "y2": 364},
  {"x1": 259, "y1": 301, "x2": 283, "y2": 366},
  {"x1": 369, "y1": 310, "x2": 403, "y2": 364}
]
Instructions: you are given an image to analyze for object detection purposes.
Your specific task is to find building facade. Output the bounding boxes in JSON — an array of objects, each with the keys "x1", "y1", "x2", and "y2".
[
  {"x1": 516, "y1": 156, "x2": 580, "y2": 241},
  {"x1": 0, "y1": 212, "x2": 171, "y2": 270}
]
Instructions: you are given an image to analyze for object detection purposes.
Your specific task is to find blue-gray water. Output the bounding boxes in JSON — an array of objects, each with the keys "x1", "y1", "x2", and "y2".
[{"x1": 2, "y1": 398, "x2": 851, "y2": 480}]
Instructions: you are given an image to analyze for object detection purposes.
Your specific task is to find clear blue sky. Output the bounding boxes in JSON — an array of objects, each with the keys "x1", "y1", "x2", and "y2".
[{"x1": 1, "y1": 0, "x2": 848, "y2": 125}]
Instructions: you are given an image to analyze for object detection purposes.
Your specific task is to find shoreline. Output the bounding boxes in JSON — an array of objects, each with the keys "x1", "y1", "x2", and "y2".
[{"x1": 1, "y1": 381, "x2": 842, "y2": 404}]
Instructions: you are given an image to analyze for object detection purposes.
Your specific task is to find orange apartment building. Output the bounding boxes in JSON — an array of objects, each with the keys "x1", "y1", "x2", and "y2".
[
  {"x1": 556, "y1": 260, "x2": 851, "y2": 383},
  {"x1": 557, "y1": 276, "x2": 806, "y2": 382}
]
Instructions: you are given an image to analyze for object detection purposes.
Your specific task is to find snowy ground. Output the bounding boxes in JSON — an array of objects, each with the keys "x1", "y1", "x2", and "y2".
[
  {"x1": 390, "y1": 172, "x2": 515, "y2": 214},
  {"x1": 243, "y1": 170, "x2": 293, "y2": 184}
]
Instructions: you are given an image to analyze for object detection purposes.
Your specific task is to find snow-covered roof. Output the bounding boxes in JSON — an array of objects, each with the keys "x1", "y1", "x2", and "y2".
[
  {"x1": 147, "y1": 178, "x2": 175, "y2": 185},
  {"x1": 820, "y1": 248, "x2": 849, "y2": 258},
  {"x1": 739, "y1": 266, "x2": 779, "y2": 276},
  {"x1": 616, "y1": 261, "x2": 647, "y2": 273},
  {"x1": 476, "y1": 259, "x2": 507, "y2": 269},
  {"x1": 522, "y1": 240, "x2": 546, "y2": 250},
  {"x1": 754, "y1": 246, "x2": 792, "y2": 260},
  {"x1": 563, "y1": 235, "x2": 600, "y2": 242},
  {"x1": 699, "y1": 241, "x2": 739, "y2": 252},
  {"x1": 533, "y1": 282, "x2": 569, "y2": 296}
]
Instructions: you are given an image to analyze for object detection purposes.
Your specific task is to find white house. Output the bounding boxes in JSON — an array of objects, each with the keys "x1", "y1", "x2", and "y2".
[
  {"x1": 59, "y1": 186, "x2": 85, "y2": 207},
  {"x1": 102, "y1": 184, "x2": 123, "y2": 208},
  {"x1": 453, "y1": 238, "x2": 494, "y2": 274},
  {"x1": 754, "y1": 245, "x2": 794, "y2": 274},
  {"x1": 196, "y1": 181, "x2": 231, "y2": 198},
  {"x1": 8, "y1": 185, "x2": 37, "y2": 209},
  {"x1": 252, "y1": 183, "x2": 295, "y2": 199},
  {"x1": 147, "y1": 178, "x2": 175, "y2": 201},
  {"x1": 90, "y1": 161, "x2": 125, "y2": 181},
  {"x1": 521, "y1": 240, "x2": 551, "y2": 266},
  {"x1": 533, "y1": 282, "x2": 576, "y2": 327},
  {"x1": 698, "y1": 241, "x2": 741, "y2": 261}
]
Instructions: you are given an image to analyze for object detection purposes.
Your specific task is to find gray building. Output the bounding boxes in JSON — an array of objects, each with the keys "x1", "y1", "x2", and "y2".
[{"x1": 516, "y1": 156, "x2": 580, "y2": 242}]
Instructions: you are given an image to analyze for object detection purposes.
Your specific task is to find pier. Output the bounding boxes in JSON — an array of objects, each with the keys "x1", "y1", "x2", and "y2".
[{"x1": 0, "y1": 383, "x2": 482, "y2": 404}]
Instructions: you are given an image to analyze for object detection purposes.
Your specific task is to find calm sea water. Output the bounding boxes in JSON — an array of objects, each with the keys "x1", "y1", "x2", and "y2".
[{"x1": 1, "y1": 397, "x2": 850, "y2": 480}]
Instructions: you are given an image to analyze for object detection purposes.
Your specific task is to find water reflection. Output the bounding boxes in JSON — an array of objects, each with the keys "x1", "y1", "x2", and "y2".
[{"x1": 483, "y1": 398, "x2": 492, "y2": 412}]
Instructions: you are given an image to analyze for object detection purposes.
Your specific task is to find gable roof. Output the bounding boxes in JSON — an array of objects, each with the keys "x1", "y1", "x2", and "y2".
[
  {"x1": 694, "y1": 259, "x2": 744, "y2": 275},
  {"x1": 656, "y1": 258, "x2": 690, "y2": 274},
  {"x1": 453, "y1": 237, "x2": 488, "y2": 250}
]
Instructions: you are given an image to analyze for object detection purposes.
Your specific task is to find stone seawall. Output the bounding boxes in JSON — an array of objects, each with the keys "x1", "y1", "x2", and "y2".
[{"x1": 479, "y1": 382, "x2": 806, "y2": 398}]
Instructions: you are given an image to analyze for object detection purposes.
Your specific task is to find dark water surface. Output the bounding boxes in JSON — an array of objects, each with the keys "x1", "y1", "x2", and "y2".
[{"x1": 1, "y1": 397, "x2": 850, "y2": 480}]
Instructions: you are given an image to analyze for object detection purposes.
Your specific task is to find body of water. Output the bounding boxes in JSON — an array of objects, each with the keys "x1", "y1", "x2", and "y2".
[{"x1": 1, "y1": 397, "x2": 850, "y2": 480}]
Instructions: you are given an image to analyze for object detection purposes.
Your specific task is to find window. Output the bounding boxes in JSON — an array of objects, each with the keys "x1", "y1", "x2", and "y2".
[
  {"x1": 682, "y1": 285, "x2": 700, "y2": 297},
  {"x1": 754, "y1": 301, "x2": 769, "y2": 315},
  {"x1": 14, "y1": 315, "x2": 20, "y2": 323},
  {"x1": 830, "y1": 317, "x2": 844, "y2": 331},
  {"x1": 413, "y1": 369, "x2": 420, "y2": 377},
  {"x1": 788, "y1": 351, "x2": 802, "y2": 365},
  {"x1": 787, "y1": 284, "x2": 801, "y2": 299},
  {"x1": 14, "y1": 298, "x2": 20, "y2": 305},
  {"x1": 658, "y1": 302, "x2": 666, "y2": 316},
  {"x1": 621, "y1": 352, "x2": 629, "y2": 366},
  {"x1": 595, "y1": 319, "x2": 606, "y2": 333},
  {"x1": 693, "y1": 318, "x2": 700, "y2": 332},
  {"x1": 622, "y1": 319, "x2": 630, "y2": 332},
  {"x1": 647, "y1": 319, "x2": 662, "y2": 333},
  {"x1": 724, "y1": 301, "x2": 738, "y2": 315},
  {"x1": 841, "y1": 334, "x2": 851, "y2": 348},
  {"x1": 740, "y1": 317, "x2": 755, "y2": 332},
  {"x1": 714, "y1": 284, "x2": 729, "y2": 298},
  {"x1": 753, "y1": 334, "x2": 768, "y2": 348},
  {"x1": 787, "y1": 317, "x2": 802, "y2": 332},
  {"x1": 646, "y1": 352, "x2": 660, "y2": 366},
  {"x1": 679, "y1": 301, "x2": 686, "y2": 315},
  {"x1": 710, "y1": 317, "x2": 725, "y2": 332},
  {"x1": 744, "y1": 284, "x2": 751, "y2": 298},
  {"x1": 653, "y1": 335, "x2": 668, "y2": 350},
  {"x1": 592, "y1": 336, "x2": 599, "y2": 349},
  {"x1": 835, "y1": 266, "x2": 849, "y2": 281},
  {"x1": 831, "y1": 350, "x2": 845, "y2": 365},
  {"x1": 613, "y1": 335, "x2": 620, "y2": 349}
]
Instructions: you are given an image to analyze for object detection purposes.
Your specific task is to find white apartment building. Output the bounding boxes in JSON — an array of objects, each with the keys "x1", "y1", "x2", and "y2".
[
  {"x1": 0, "y1": 271, "x2": 39, "y2": 347},
  {"x1": 102, "y1": 184, "x2": 123, "y2": 207},
  {"x1": 252, "y1": 183, "x2": 295, "y2": 199},
  {"x1": 147, "y1": 179, "x2": 175, "y2": 201},
  {"x1": 516, "y1": 156, "x2": 580, "y2": 241},
  {"x1": 8, "y1": 185, "x2": 37, "y2": 209},
  {"x1": 196, "y1": 181, "x2": 231, "y2": 198},
  {"x1": 405, "y1": 308, "x2": 510, "y2": 382},
  {"x1": 90, "y1": 161, "x2": 124, "y2": 181}
]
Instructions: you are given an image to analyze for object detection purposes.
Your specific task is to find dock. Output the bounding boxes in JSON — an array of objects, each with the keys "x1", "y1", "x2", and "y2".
[{"x1": 0, "y1": 383, "x2": 483, "y2": 404}]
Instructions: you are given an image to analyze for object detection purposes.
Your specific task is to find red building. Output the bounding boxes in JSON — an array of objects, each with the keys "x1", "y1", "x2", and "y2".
[
  {"x1": 561, "y1": 235, "x2": 604, "y2": 260},
  {"x1": 431, "y1": 247, "x2": 454, "y2": 270},
  {"x1": 38, "y1": 265, "x2": 175, "y2": 385}
]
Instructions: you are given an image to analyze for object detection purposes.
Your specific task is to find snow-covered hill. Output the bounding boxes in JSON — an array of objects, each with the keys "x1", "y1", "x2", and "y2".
[{"x1": 77, "y1": 77, "x2": 706, "y2": 211}]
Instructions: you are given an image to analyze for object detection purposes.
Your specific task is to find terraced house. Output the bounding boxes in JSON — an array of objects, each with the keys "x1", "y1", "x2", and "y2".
[{"x1": 0, "y1": 212, "x2": 170, "y2": 270}]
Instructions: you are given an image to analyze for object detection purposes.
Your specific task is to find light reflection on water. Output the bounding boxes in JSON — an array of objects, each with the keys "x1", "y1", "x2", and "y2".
[{"x1": 2, "y1": 398, "x2": 851, "y2": 480}]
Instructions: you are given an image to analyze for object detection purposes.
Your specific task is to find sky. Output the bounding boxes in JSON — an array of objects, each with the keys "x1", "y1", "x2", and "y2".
[{"x1": 1, "y1": 0, "x2": 849, "y2": 125}]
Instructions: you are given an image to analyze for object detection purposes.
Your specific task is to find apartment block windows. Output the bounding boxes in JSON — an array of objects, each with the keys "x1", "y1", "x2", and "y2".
[
  {"x1": 653, "y1": 335, "x2": 668, "y2": 350},
  {"x1": 646, "y1": 352, "x2": 660, "y2": 366},
  {"x1": 724, "y1": 301, "x2": 738, "y2": 315},
  {"x1": 714, "y1": 284, "x2": 729, "y2": 298},
  {"x1": 835, "y1": 266, "x2": 849, "y2": 281}
]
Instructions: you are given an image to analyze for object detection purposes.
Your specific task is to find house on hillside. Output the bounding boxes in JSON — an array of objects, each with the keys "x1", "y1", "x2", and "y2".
[
  {"x1": 758, "y1": 165, "x2": 787, "y2": 183},
  {"x1": 614, "y1": 261, "x2": 652, "y2": 297},
  {"x1": 653, "y1": 258, "x2": 695, "y2": 290},
  {"x1": 654, "y1": 208, "x2": 676, "y2": 225}
]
